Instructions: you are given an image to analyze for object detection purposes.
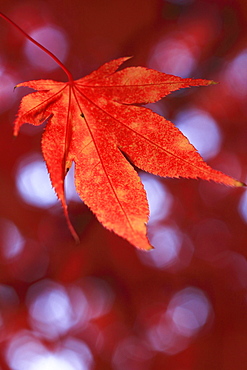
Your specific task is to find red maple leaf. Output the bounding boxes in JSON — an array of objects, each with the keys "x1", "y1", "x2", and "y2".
[{"x1": 1, "y1": 12, "x2": 244, "y2": 250}]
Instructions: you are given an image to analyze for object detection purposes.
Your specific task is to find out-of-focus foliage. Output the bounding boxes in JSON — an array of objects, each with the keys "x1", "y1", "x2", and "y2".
[{"x1": 0, "y1": 0, "x2": 247, "y2": 369}]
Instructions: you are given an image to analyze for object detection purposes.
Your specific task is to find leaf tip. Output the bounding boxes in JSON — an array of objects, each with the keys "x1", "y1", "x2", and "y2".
[
  {"x1": 13, "y1": 125, "x2": 19, "y2": 137},
  {"x1": 61, "y1": 200, "x2": 80, "y2": 243},
  {"x1": 68, "y1": 221, "x2": 80, "y2": 244},
  {"x1": 14, "y1": 82, "x2": 23, "y2": 90},
  {"x1": 137, "y1": 240, "x2": 154, "y2": 251},
  {"x1": 208, "y1": 80, "x2": 218, "y2": 85},
  {"x1": 234, "y1": 180, "x2": 246, "y2": 187}
]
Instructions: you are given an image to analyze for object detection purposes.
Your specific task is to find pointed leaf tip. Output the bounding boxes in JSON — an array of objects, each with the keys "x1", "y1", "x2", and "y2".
[
  {"x1": 234, "y1": 180, "x2": 246, "y2": 187},
  {"x1": 67, "y1": 217, "x2": 80, "y2": 244},
  {"x1": 208, "y1": 80, "x2": 218, "y2": 85}
]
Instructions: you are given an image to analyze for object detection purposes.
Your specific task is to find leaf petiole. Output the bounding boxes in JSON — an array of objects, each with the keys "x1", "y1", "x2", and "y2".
[{"x1": 0, "y1": 11, "x2": 74, "y2": 82}]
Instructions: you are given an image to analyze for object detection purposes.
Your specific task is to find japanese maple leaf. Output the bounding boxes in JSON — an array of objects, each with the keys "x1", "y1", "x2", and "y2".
[
  {"x1": 1, "y1": 12, "x2": 243, "y2": 250},
  {"x1": 14, "y1": 57, "x2": 244, "y2": 250}
]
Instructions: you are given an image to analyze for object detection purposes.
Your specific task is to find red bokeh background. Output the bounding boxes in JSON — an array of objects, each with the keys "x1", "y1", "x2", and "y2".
[{"x1": 0, "y1": 0, "x2": 247, "y2": 369}]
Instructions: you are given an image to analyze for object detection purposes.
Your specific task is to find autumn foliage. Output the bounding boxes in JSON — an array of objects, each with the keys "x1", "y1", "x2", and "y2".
[
  {"x1": 0, "y1": 1, "x2": 247, "y2": 369},
  {"x1": 13, "y1": 56, "x2": 243, "y2": 250}
]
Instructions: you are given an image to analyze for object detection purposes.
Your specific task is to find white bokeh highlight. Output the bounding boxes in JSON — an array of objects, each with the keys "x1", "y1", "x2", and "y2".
[
  {"x1": 175, "y1": 108, "x2": 222, "y2": 160},
  {"x1": 16, "y1": 154, "x2": 58, "y2": 208},
  {"x1": 140, "y1": 173, "x2": 172, "y2": 224},
  {"x1": 138, "y1": 226, "x2": 182, "y2": 269},
  {"x1": 147, "y1": 287, "x2": 212, "y2": 355},
  {"x1": 15, "y1": 154, "x2": 80, "y2": 208},
  {"x1": 239, "y1": 185, "x2": 247, "y2": 224},
  {"x1": 26, "y1": 280, "x2": 88, "y2": 339},
  {"x1": 0, "y1": 218, "x2": 25, "y2": 260},
  {"x1": 24, "y1": 25, "x2": 69, "y2": 71},
  {"x1": 224, "y1": 49, "x2": 247, "y2": 98},
  {"x1": 167, "y1": 287, "x2": 212, "y2": 337},
  {"x1": 26, "y1": 277, "x2": 115, "y2": 341},
  {"x1": 148, "y1": 37, "x2": 198, "y2": 78},
  {"x1": 6, "y1": 332, "x2": 93, "y2": 370}
]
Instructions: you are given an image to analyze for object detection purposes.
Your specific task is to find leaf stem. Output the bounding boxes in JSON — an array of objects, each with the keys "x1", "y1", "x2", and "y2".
[{"x1": 0, "y1": 11, "x2": 73, "y2": 82}]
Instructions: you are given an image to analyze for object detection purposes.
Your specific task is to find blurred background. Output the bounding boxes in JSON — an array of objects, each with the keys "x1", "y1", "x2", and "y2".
[{"x1": 0, "y1": 0, "x2": 247, "y2": 369}]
